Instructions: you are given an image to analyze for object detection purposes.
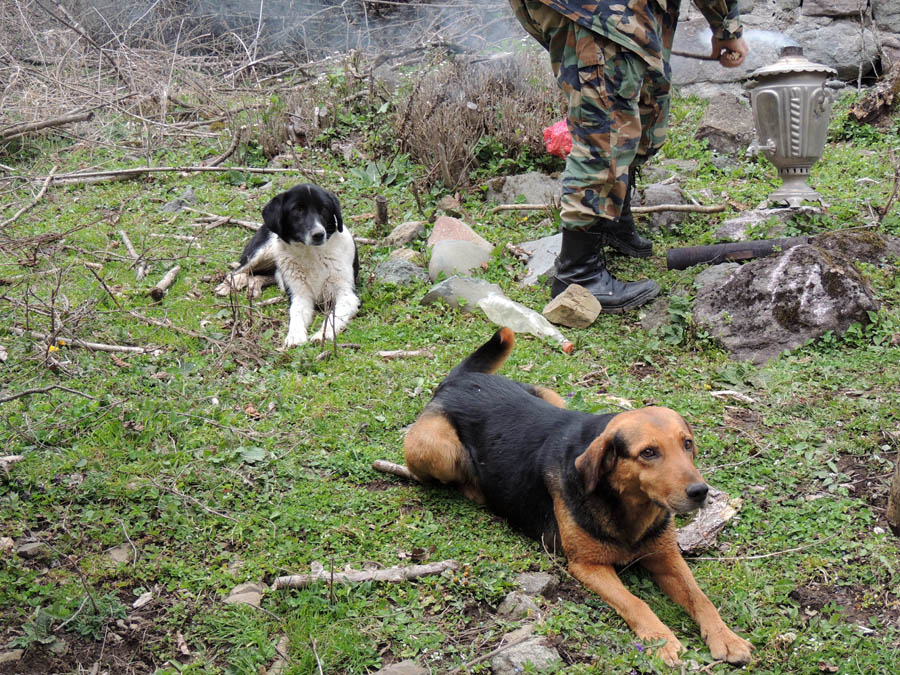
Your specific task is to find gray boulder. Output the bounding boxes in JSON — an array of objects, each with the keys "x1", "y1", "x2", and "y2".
[
  {"x1": 491, "y1": 639, "x2": 562, "y2": 675},
  {"x1": 640, "y1": 183, "x2": 687, "y2": 233},
  {"x1": 373, "y1": 259, "x2": 428, "y2": 286},
  {"x1": 518, "y1": 233, "x2": 560, "y2": 287},
  {"x1": 428, "y1": 240, "x2": 493, "y2": 280},
  {"x1": 694, "y1": 94, "x2": 755, "y2": 157},
  {"x1": 485, "y1": 172, "x2": 560, "y2": 205},
  {"x1": 693, "y1": 244, "x2": 879, "y2": 363}
]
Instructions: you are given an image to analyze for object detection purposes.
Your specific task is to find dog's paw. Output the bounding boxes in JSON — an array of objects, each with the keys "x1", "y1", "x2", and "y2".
[
  {"x1": 309, "y1": 326, "x2": 335, "y2": 345},
  {"x1": 283, "y1": 331, "x2": 308, "y2": 348},
  {"x1": 707, "y1": 628, "x2": 752, "y2": 665},
  {"x1": 654, "y1": 635, "x2": 684, "y2": 667}
]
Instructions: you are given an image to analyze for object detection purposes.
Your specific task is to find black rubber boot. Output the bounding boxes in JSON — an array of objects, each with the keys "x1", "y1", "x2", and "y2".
[
  {"x1": 550, "y1": 224, "x2": 660, "y2": 313},
  {"x1": 605, "y1": 167, "x2": 653, "y2": 258}
]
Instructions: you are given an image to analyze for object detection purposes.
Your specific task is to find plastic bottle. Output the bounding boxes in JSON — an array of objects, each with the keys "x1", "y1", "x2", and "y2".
[{"x1": 477, "y1": 292, "x2": 574, "y2": 354}]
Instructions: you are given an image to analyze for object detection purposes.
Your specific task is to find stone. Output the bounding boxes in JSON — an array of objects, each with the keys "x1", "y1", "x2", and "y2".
[
  {"x1": 694, "y1": 94, "x2": 755, "y2": 157},
  {"x1": 426, "y1": 215, "x2": 492, "y2": 249},
  {"x1": 693, "y1": 263, "x2": 740, "y2": 291},
  {"x1": 640, "y1": 159, "x2": 698, "y2": 184},
  {"x1": 875, "y1": 0, "x2": 900, "y2": 32},
  {"x1": 485, "y1": 171, "x2": 560, "y2": 205},
  {"x1": 542, "y1": 284, "x2": 602, "y2": 328},
  {"x1": 811, "y1": 231, "x2": 900, "y2": 265},
  {"x1": 0, "y1": 536, "x2": 13, "y2": 553},
  {"x1": 371, "y1": 660, "x2": 428, "y2": 675},
  {"x1": 428, "y1": 240, "x2": 493, "y2": 281},
  {"x1": 640, "y1": 182, "x2": 686, "y2": 232},
  {"x1": 435, "y1": 195, "x2": 462, "y2": 216},
  {"x1": 714, "y1": 207, "x2": 820, "y2": 241},
  {"x1": 16, "y1": 542, "x2": 48, "y2": 559},
  {"x1": 390, "y1": 248, "x2": 424, "y2": 265},
  {"x1": 106, "y1": 543, "x2": 132, "y2": 563},
  {"x1": 676, "y1": 487, "x2": 742, "y2": 553},
  {"x1": 373, "y1": 259, "x2": 428, "y2": 286},
  {"x1": 422, "y1": 276, "x2": 503, "y2": 312},
  {"x1": 517, "y1": 232, "x2": 561, "y2": 286},
  {"x1": 496, "y1": 591, "x2": 539, "y2": 619},
  {"x1": 693, "y1": 244, "x2": 880, "y2": 363},
  {"x1": 514, "y1": 572, "x2": 559, "y2": 597},
  {"x1": 161, "y1": 187, "x2": 197, "y2": 213},
  {"x1": 490, "y1": 639, "x2": 562, "y2": 675},
  {"x1": 785, "y1": 19, "x2": 879, "y2": 80},
  {"x1": 225, "y1": 582, "x2": 267, "y2": 607},
  {"x1": 639, "y1": 296, "x2": 673, "y2": 333},
  {"x1": 803, "y1": 0, "x2": 870, "y2": 17},
  {"x1": 0, "y1": 650, "x2": 24, "y2": 665},
  {"x1": 383, "y1": 221, "x2": 426, "y2": 247}
]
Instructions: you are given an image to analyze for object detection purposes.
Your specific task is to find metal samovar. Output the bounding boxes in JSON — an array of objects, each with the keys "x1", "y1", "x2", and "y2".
[{"x1": 747, "y1": 46, "x2": 837, "y2": 207}]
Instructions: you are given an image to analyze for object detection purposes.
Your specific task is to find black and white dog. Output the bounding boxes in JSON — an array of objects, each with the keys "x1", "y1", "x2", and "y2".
[{"x1": 216, "y1": 184, "x2": 360, "y2": 347}]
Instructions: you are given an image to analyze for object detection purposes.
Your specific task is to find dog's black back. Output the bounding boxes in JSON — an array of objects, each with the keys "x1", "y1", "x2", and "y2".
[{"x1": 433, "y1": 336, "x2": 616, "y2": 543}]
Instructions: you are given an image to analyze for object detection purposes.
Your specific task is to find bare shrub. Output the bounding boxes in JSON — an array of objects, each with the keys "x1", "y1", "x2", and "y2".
[{"x1": 394, "y1": 47, "x2": 563, "y2": 188}]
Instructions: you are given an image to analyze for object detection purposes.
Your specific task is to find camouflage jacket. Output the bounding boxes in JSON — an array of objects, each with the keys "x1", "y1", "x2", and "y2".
[{"x1": 536, "y1": 0, "x2": 743, "y2": 74}]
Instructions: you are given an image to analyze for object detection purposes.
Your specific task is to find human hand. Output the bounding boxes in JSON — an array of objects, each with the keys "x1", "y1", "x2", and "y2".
[{"x1": 711, "y1": 36, "x2": 748, "y2": 68}]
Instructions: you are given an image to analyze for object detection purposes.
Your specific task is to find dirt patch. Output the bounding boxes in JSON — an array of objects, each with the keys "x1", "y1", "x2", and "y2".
[
  {"x1": 789, "y1": 581, "x2": 900, "y2": 629},
  {"x1": 835, "y1": 454, "x2": 892, "y2": 514},
  {"x1": 627, "y1": 361, "x2": 658, "y2": 379},
  {"x1": 0, "y1": 635, "x2": 159, "y2": 675},
  {"x1": 364, "y1": 479, "x2": 399, "y2": 491}
]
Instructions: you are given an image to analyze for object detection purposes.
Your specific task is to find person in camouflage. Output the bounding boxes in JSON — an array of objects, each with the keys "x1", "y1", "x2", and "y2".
[{"x1": 509, "y1": 0, "x2": 747, "y2": 312}]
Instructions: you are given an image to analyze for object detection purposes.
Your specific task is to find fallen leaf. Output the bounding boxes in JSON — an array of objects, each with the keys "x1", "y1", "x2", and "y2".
[
  {"x1": 0, "y1": 345, "x2": 7, "y2": 363},
  {"x1": 176, "y1": 631, "x2": 191, "y2": 656},
  {"x1": 132, "y1": 591, "x2": 153, "y2": 609},
  {"x1": 244, "y1": 403, "x2": 261, "y2": 419}
]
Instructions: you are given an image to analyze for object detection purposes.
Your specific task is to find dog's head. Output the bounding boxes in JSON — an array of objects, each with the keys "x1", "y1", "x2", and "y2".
[
  {"x1": 261, "y1": 183, "x2": 343, "y2": 246},
  {"x1": 574, "y1": 407, "x2": 708, "y2": 514}
]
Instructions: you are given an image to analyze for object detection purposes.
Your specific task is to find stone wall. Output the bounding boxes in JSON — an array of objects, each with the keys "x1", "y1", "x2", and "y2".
[{"x1": 673, "y1": 0, "x2": 892, "y2": 95}]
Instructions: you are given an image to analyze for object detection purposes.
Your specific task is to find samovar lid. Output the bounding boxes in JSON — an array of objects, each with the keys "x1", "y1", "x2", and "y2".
[{"x1": 746, "y1": 46, "x2": 837, "y2": 80}]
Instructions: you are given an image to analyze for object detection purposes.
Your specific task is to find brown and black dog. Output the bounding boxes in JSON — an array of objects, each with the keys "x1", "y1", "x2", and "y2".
[{"x1": 402, "y1": 328, "x2": 752, "y2": 666}]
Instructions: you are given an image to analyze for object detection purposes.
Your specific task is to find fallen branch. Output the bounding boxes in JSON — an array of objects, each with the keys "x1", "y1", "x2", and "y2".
[
  {"x1": 148, "y1": 265, "x2": 181, "y2": 302},
  {"x1": 205, "y1": 126, "x2": 246, "y2": 167},
  {"x1": 0, "y1": 455, "x2": 25, "y2": 469},
  {"x1": 187, "y1": 208, "x2": 261, "y2": 231},
  {"x1": 490, "y1": 202, "x2": 726, "y2": 215},
  {"x1": 0, "y1": 384, "x2": 98, "y2": 404},
  {"x1": 372, "y1": 459, "x2": 417, "y2": 481},
  {"x1": 709, "y1": 389, "x2": 757, "y2": 404},
  {"x1": 0, "y1": 166, "x2": 57, "y2": 229},
  {"x1": 0, "y1": 111, "x2": 94, "y2": 141},
  {"x1": 888, "y1": 453, "x2": 900, "y2": 536},
  {"x1": 377, "y1": 349, "x2": 435, "y2": 360},
  {"x1": 119, "y1": 230, "x2": 148, "y2": 280},
  {"x1": 40, "y1": 165, "x2": 308, "y2": 186},
  {"x1": 9, "y1": 326, "x2": 158, "y2": 355},
  {"x1": 273, "y1": 559, "x2": 458, "y2": 590}
]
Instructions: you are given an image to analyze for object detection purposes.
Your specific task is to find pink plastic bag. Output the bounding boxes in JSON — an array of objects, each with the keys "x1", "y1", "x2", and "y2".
[{"x1": 543, "y1": 119, "x2": 572, "y2": 158}]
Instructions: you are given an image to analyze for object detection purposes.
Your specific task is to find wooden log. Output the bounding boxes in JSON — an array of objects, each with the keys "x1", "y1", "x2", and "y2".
[{"x1": 148, "y1": 265, "x2": 180, "y2": 301}]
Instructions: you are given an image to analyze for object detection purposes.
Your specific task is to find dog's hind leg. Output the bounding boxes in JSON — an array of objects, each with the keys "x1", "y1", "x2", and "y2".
[
  {"x1": 404, "y1": 410, "x2": 484, "y2": 504},
  {"x1": 533, "y1": 386, "x2": 567, "y2": 408}
]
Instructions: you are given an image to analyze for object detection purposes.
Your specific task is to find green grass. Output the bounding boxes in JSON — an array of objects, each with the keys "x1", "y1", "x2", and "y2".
[{"x1": 1, "y1": 82, "x2": 899, "y2": 675}]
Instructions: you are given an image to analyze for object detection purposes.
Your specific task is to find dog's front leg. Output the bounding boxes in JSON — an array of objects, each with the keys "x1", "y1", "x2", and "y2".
[
  {"x1": 641, "y1": 543, "x2": 752, "y2": 665},
  {"x1": 284, "y1": 294, "x2": 314, "y2": 347},
  {"x1": 310, "y1": 289, "x2": 360, "y2": 344},
  {"x1": 568, "y1": 560, "x2": 684, "y2": 665}
]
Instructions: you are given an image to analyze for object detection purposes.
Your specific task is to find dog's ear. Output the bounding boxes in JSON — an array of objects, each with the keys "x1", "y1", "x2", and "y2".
[
  {"x1": 262, "y1": 192, "x2": 285, "y2": 236},
  {"x1": 574, "y1": 431, "x2": 620, "y2": 493},
  {"x1": 326, "y1": 189, "x2": 344, "y2": 232}
]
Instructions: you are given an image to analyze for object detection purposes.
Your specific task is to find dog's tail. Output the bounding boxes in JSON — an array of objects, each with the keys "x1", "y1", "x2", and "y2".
[{"x1": 448, "y1": 328, "x2": 515, "y2": 377}]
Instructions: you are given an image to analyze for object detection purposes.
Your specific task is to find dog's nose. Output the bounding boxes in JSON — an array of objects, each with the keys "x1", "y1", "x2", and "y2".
[
  {"x1": 311, "y1": 230, "x2": 325, "y2": 244},
  {"x1": 686, "y1": 482, "x2": 709, "y2": 503}
]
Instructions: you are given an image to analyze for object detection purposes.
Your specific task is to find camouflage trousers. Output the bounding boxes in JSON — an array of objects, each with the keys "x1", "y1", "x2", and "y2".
[{"x1": 509, "y1": 0, "x2": 672, "y2": 229}]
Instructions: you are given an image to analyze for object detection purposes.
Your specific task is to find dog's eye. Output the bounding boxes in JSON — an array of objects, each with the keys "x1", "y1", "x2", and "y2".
[
  {"x1": 684, "y1": 439, "x2": 694, "y2": 452},
  {"x1": 639, "y1": 447, "x2": 658, "y2": 460}
]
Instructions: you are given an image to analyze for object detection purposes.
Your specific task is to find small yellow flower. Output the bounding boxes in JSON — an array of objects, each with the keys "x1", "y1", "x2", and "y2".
[
  {"x1": 47, "y1": 344, "x2": 58, "y2": 353},
  {"x1": 57, "y1": 339, "x2": 67, "y2": 346}
]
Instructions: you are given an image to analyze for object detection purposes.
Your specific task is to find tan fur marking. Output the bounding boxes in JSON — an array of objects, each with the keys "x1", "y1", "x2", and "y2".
[
  {"x1": 404, "y1": 412, "x2": 484, "y2": 503},
  {"x1": 534, "y1": 386, "x2": 566, "y2": 409}
]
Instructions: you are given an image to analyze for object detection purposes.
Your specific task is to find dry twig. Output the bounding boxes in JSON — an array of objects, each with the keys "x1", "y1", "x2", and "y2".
[
  {"x1": 118, "y1": 229, "x2": 148, "y2": 280},
  {"x1": 0, "y1": 112, "x2": 94, "y2": 140},
  {"x1": 372, "y1": 459, "x2": 417, "y2": 481},
  {"x1": 490, "y1": 202, "x2": 726, "y2": 215},
  {"x1": 273, "y1": 560, "x2": 458, "y2": 590},
  {"x1": 9, "y1": 326, "x2": 157, "y2": 355},
  {"x1": 0, "y1": 166, "x2": 58, "y2": 229},
  {"x1": 376, "y1": 349, "x2": 435, "y2": 360}
]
